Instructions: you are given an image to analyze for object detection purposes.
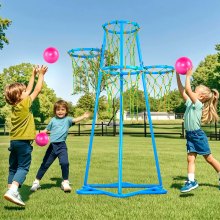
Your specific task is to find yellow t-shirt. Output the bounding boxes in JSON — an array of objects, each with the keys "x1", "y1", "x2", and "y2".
[{"x1": 10, "y1": 96, "x2": 36, "y2": 140}]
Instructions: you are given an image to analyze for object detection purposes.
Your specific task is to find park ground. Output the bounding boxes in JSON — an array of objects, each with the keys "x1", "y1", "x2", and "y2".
[{"x1": 1, "y1": 135, "x2": 220, "y2": 220}]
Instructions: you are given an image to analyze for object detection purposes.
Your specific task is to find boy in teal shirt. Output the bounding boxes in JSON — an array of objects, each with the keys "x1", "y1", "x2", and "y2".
[{"x1": 30, "y1": 100, "x2": 90, "y2": 192}]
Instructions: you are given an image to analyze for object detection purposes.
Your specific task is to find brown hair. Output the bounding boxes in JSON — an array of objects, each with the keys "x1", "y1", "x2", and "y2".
[
  {"x1": 53, "y1": 100, "x2": 69, "y2": 116},
  {"x1": 4, "y1": 83, "x2": 26, "y2": 105}
]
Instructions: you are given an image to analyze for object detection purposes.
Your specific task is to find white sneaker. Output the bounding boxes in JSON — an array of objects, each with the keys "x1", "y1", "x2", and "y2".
[
  {"x1": 30, "y1": 180, "x2": 41, "y2": 192},
  {"x1": 4, "y1": 189, "x2": 25, "y2": 206},
  {"x1": 61, "y1": 180, "x2": 72, "y2": 192}
]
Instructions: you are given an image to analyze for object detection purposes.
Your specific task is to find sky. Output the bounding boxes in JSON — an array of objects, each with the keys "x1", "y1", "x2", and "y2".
[{"x1": 0, "y1": 0, "x2": 220, "y2": 104}]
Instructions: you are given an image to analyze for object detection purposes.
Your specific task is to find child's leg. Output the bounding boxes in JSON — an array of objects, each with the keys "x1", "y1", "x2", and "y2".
[
  {"x1": 35, "y1": 144, "x2": 56, "y2": 180},
  {"x1": 57, "y1": 145, "x2": 69, "y2": 180},
  {"x1": 180, "y1": 152, "x2": 198, "y2": 193},
  {"x1": 57, "y1": 143, "x2": 71, "y2": 192},
  {"x1": 7, "y1": 142, "x2": 18, "y2": 188},
  {"x1": 10, "y1": 141, "x2": 33, "y2": 187},
  {"x1": 30, "y1": 144, "x2": 56, "y2": 192},
  {"x1": 203, "y1": 154, "x2": 220, "y2": 188},
  {"x1": 4, "y1": 140, "x2": 32, "y2": 206},
  {"x1": 187, "y1": 152, "x2": 197, "y2": 180},
  {"x1": 203, "y1": 154, "x2": 220, "y2": 172}
]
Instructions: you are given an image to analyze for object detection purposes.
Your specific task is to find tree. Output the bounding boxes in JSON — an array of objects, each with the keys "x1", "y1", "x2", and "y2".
[
  {"x1": 0, "y1": 63, "x2": 57, "y2": 123},
  {"x1": 76, "y1": 93, "x2": 94, "y2": 112},
  {"x1": 0, "y1": 4, "x2": 12, "y2": 50},
  {"x1": 165, "y1": 89, "x2": 185, "y2": 113},
  {"x1": 123, "y1": 88, "x2": 146, "y2": 113},
  {"x1": 215, "y1": 44, "x2": 220, "y2": 73}
]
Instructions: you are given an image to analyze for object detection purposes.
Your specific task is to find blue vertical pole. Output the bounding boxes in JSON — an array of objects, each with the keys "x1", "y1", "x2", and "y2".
[
  {"x1": 135, "y1": 34, "x2": 163, "y2": 186},
  {"x1": 118, "y1": 22, "x2": 124, "y2": 194},
  {"x1": 83, "y1": 34, "x2": 107, "y2": 186}
]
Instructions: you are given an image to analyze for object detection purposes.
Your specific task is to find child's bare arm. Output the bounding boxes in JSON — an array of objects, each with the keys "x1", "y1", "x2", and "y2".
[
  {"x1": 185, "y1": 69, "x2": 197, "y2": 103},
  {"x1": 176, "y1": 73, "x2": 188, "y2": 101},
  {"x1": 30, "y1": 65, "x2": 48, "y2": 101},
  {"x1": 73, "y1": 112, "x2": 91, "y2": 124},
  {"x1": 25, "y1": 66, "x2": 39, "y2": 95}
]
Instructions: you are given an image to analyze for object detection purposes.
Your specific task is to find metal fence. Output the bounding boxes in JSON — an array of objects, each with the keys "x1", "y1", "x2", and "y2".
[{"x1": 1, "y1": 122, "x2": 219, "y2": 140}]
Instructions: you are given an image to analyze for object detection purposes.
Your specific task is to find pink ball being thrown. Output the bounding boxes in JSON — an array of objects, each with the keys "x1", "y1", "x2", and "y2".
[{"x1": 43, "y1": 47, "x2": 59, "y2": 63}]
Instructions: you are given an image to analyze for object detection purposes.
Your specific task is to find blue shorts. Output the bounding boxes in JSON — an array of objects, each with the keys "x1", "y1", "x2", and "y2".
[{"x1": 185, "y1": 129, "x2": 211, "y2": 155}]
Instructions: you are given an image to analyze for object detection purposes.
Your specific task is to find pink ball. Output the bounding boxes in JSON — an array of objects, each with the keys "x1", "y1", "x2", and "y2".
[
  {"x1": 175, "y1": 57, "x2": 193, "y2": 75},
  {"x1": 43, "y1": 47, "x2": 59, "y2": 63},
  {"x1": 35, "y1": 132, "x2": 49, "y2": 147}
]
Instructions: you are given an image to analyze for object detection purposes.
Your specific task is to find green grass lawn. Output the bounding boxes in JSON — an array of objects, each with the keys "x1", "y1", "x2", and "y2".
[{"x1": 1, "y1": 134, "x2": 220, "y2": 219}]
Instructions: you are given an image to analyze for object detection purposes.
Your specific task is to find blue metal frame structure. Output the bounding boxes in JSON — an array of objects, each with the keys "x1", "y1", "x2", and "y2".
[{"x1": 76, "y1": 20, "x2": 167, "y2": 197}]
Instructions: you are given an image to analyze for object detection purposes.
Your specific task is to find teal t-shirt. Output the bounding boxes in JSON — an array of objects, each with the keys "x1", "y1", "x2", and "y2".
[
  {"x1": 184, "y1": 98, "x2": 203, "y2": 131},
  {"x1": 46, "y1": 116, "x2": 74, "y2": 143}
]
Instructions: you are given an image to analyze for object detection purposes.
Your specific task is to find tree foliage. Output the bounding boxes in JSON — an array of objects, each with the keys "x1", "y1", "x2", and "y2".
[{"x1": 0, "y1": 4, "x2": 12, "y2": 50}]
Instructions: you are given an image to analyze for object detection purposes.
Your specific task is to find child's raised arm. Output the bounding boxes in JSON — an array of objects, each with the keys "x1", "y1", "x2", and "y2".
[
  {"x1": 30, "y1": 65, "x2": 48, "y2": 101},
  {"x1": 26, "y1": 65, "x2": 39, "y2": 95},
  {"x1": 176, "y1": 72, "x2": 188, "y2": 101},
  {"x1": 185, "y1": 69, "x2": 197, "y2": 104},
  {"x1": 73, "y1": 112, "x2": 91, "y2": 124}
]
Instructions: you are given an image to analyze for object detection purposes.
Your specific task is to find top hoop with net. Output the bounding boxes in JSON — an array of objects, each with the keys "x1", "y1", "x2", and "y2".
[{"x1": 100, "y1": 21, "x2": 174, "y2": 118}]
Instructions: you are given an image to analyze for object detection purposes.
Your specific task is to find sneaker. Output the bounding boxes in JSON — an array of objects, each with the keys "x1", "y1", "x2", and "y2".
[
  {"x1": 61, "y1": 180, "x2": 72, "y2": 192},
  {"x1": 4, "y1": 189, "x2": 25, "y2": 206},
  {"x1": 180, "y1": 180, "x2": 198, "y2": 193},
  {"x1": 30, "y1": 181, "x2": 41, "y2": 192}
]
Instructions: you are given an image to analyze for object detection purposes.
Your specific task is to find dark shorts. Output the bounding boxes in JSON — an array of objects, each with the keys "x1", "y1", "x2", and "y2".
[{"x1": 186, "y1": 129, "x2": 211, "y2": 155}]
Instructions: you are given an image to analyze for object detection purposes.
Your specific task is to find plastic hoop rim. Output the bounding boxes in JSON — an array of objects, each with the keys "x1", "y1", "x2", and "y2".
[
  {"x1": 68, "y1": 48, "x2": 101, "y2": 58},
  {"x1": 101, "y1": 65, "x2": 143, "y2": 75},
  {"x1": 144, "y1": 65, "x2": 174, "y2": 75},
  {"x1": 102, "y1": 20, "x2": 140, "y2": 34}
]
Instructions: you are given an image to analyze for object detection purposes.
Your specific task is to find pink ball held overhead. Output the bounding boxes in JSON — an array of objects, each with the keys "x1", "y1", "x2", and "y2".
[
  {"x1": 43, "y1": 47, "x2": 59, "y2": 63},
  {"x1": 175, "y1": 57, "x2": 193, "y2": 75},
  {"x1": 35, "y1": 132, "x2": 49, "y2": 147}
]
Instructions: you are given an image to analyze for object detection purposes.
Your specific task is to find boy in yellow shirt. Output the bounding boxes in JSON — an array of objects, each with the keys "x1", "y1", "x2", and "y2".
[{"x1": 3, "y1": 65, "x2": 48, "y2": 206}]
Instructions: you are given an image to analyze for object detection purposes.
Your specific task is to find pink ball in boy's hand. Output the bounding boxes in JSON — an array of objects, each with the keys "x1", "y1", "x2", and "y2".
[
  {"x1": 175, "y1": 57, "x2": 193, "y2": 75},
  {"x1": 35, "y1": 132, "x2": 49, "y2": 147},
  {"x1": 43, "y1": 47, "x2": 59, "y2": 63}
]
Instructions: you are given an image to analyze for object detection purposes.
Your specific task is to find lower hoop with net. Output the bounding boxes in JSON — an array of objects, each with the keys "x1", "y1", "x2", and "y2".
[
  {"x1": 144, "y1": 65, "x2": 174, "y2": 112},
  {"x1": 68, "y1": 48, "x2": 101, "y2": 94}
]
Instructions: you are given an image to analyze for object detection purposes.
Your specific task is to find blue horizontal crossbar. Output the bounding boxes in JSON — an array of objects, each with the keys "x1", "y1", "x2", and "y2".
[
  {"x1": 89, "y1": 182, "x2": 162, "y2": 188},
  {"x1": 77, "y1": 184, "x2": 167, "y2": 198}
]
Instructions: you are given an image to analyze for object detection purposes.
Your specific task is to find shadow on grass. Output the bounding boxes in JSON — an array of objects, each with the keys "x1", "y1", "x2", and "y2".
[
  {"x1": 198, "y1": 182, "x2": 219, "y2": 189},
  {"x1": 170, "y1": 175, "x2": 186, "y2": 190},
  {"x1": 179, "y1": 193, "x2": 194, "y2": 197},
  {"x1": 4, "y1": 206, "x2": 25, "y2": 210},
  {"x1": 40, "y1": 177, "x2": 62, "y2": 190}
]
